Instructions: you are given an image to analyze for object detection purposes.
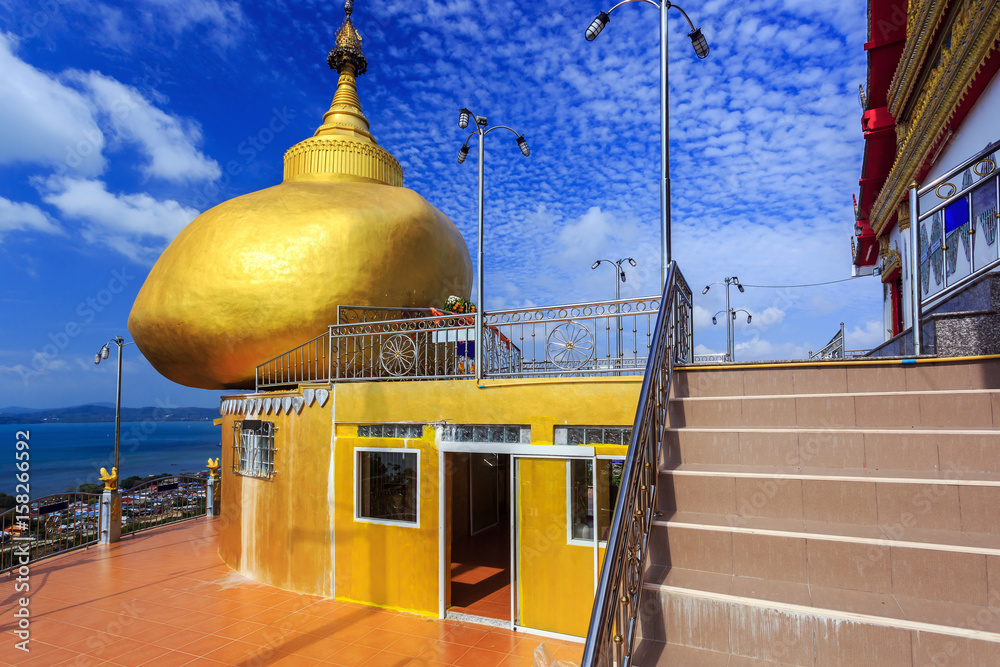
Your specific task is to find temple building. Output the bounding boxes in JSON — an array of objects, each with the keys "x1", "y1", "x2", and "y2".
[
  {"x1": 853, "y1": 0, "x2": 1000, "y2": 356},
  {"x1": 128, "y1": 1, "x2": 644, "y2": 640},
  {"x1": 125, "y1": 1, "x2": 1000, "y2": 663}
]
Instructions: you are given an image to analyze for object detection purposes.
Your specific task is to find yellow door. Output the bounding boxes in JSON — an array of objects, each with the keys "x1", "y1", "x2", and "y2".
[{"x1": 515, "y1": 456, "x2": 596, "y2": 637}]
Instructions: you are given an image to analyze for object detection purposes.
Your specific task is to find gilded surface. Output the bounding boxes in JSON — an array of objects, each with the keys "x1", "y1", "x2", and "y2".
[
  {"x1": 130, "y1": 182, "x2": 472, "y2": 388},
  {"x1": 887, "y1": 0, "x2": 948, "y2": 118},
  {"x1": 872, "y1": 0, "x2": 1000, "y2": 236},
  {"x1": 129, "y1": 1, "x2": 472, "y2": 389}
]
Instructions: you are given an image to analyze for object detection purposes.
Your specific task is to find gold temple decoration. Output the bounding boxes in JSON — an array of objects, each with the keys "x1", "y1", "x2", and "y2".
[
  {"x1": 207, "y1": 458, "x2": 221, "y2": 478},
  {"x1": 100, "y1": 467, "x2": 118, "y2": 491},
  {"x1": 887, "y1": 0, "x2": 949, "y2": 118},
  {"x1": 897, "y1": 201, "x2": 911, "y2": 230},
  {"x1": 283, "y1": 0, "x2": 403, "y2": 185},
  {"x1": 871, "y1": 0, "x2": 1000, "y2": 237}
]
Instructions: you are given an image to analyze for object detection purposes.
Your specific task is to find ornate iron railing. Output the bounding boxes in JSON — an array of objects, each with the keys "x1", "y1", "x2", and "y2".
[
  {"x1": 120, "y1": 475, "x2": 207, "y2": 537},
  {"x1": 0, "y1": 492, "x2": 102, "y2": 573},
  {"x1": 581, "y1": 261, "x2": 692, "y2": 667},
  {"x1": 915, "y1": 142, "x2": 999, "y2": 307},
  {"x1": 810, "y1": 323, "x2": 845, "y2": 359},
  {"x1": 484, "y1": 297, "x2": 660, "y2": 378},
  {"x1": 256, "y1": 329, "x2": 331, "y2": 389}
]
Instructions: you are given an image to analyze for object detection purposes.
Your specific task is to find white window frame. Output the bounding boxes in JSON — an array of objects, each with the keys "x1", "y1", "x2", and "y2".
[
  {"x1": 234, "y1": 420, "x2": 276, "y2": 479},
  {"x1": 353, "y1": 447, "x2": 421, "y2": 528},
  {"x1": 566, "y1": 455, "x2": 625, "y2": 547}
]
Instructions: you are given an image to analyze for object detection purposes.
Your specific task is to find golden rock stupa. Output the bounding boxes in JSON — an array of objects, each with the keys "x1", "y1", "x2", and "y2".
[{"x1": 129, "y1": 1, "x2": 473, "y2": 389}]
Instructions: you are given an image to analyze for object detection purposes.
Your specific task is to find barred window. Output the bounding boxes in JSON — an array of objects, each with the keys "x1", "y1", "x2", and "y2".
[
  {"x1": 439, "y1": 424, "x2": 528, "y2": 443},
  {"x1": 355, "y1": 449, "x2": 419, "y2": 525},
  {"x1": 358, "y1": 424, "x2": 425, "y2": 439},
  {"x1": 568, "y1": 458, "x2": 624, "y2": 544},
  {"x1": 233, "y1": 420, "x2": 276, "y2": 479},
  {"x1": 555, "y1": 426, "x2": 632, "y2": 446}
]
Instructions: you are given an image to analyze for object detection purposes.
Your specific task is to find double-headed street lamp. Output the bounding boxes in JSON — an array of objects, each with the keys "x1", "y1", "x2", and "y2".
[
  {"x1": 703, "y1": 277, "x2": 744, "y2": 361},
  {"x1": 585, "y1": 1, "x2": 709, "y2": 286},
  {"x1": 592, "y1": 257, "x2": 636, "y2": 363},
  {"x1": 457, "y1": 108, "x2": 530, "y2": 382},
  {"x1": 94, "y1": 336, "x2": 134, "y2": 478},
  {"x1": 713, "y1": 309, "x2": 751, "y2": 360}
]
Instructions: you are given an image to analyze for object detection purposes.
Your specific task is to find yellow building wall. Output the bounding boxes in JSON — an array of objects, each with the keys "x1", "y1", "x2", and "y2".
[
  {"x1": 216, "y1": 377, "x2": 640, "y2": 629},
  {"x1": 217, "y1": 392, "x2": 333, "y2": 597},
  {"x1": 332, "y1": 425, "x2": 441, "y2": 616}
]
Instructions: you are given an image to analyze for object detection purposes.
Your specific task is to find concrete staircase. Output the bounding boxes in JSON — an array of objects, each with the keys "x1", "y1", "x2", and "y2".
[{"x1": 634, "y1": 359, "x2": 1000, "y2": 666}]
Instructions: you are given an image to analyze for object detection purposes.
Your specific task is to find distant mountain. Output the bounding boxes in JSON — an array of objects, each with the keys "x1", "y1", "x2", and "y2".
[{"x1": 0, "y1": 404, "x2": 218, "y2": 424}]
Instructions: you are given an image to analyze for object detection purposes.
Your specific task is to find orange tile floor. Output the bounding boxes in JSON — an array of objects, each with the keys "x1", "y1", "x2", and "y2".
[
  {"x1": 449, "y1": 519, "x2": 511, "y2": 622},
  {"x1": 0, "y1": 519, "x2": 583, "y2": 666}
]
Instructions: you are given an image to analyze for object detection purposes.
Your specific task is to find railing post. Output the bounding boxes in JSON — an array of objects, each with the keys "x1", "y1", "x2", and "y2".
[
  {"x1": 99, "y1": 487, "x2": 121, "y2": 544},
  {"x1": 206, "y1": 475, "x2": 216, "y2": 517},
  {"x1": 908, "y1": 182, "x2": 922, "y2": 356}
]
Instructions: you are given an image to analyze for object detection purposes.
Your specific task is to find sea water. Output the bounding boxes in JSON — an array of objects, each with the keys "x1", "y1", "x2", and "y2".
[{"x1": 0, "y1": 422, "x2": 222, "y2": 498}]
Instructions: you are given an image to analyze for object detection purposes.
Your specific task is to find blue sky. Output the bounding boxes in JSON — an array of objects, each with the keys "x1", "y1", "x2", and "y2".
[{"x1": 0, "y1": 0, "x2": 881, "y2": 409}]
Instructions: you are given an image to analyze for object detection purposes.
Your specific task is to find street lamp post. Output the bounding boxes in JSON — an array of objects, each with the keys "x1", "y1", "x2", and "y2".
[
  {"x1": 592, "y1": 257, "x2": 636, "y2": 363},
  {"x1": 457, "y1": 108, "x2": 530, "y2": 382},
  {"x1": 95, "y1": 336, "x2": 134, "y2": 476},
  {"x1": 586, "y1": 1, "x2": 709, "y2": 286},
  {"x1": 704, "y1": 277, "x2": 744, "y2": 361}
]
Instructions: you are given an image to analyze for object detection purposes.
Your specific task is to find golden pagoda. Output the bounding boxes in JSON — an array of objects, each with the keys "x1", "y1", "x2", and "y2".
[{"x1": 128, "y1": 0, "x2": 473, "y2": 389}]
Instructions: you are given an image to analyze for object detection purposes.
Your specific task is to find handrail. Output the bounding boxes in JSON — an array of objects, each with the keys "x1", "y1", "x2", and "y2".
[
  {"x1": 581, "y1": 261, "x2": 693, "y2": 666},
  {"x1": 0, "y1": 491, "x2": 102, "y2": 573}
]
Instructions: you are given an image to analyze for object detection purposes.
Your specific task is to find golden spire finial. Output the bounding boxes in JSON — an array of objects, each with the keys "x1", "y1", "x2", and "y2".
[{"x1": 281, "y1": 0, "x2": 403, "y2": 186}]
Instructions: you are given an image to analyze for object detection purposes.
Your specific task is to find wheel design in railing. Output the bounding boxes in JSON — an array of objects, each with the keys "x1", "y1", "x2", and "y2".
[
  {"x1": 545, "y1": 321, "x2": 594, "y2": 369},
  {"x1": 380, "y1": 333, "x2": 417, "y2": 376}
]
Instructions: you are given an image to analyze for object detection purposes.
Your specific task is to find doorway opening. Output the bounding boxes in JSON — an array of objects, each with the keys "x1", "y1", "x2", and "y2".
[{"x1": 448, "y1": 452, "x2": 511, "y2": 621}]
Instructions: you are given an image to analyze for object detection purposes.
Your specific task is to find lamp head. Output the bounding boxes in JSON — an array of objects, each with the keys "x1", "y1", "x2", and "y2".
[
  {"x1": 702, "y1": 285, "x2": 710, "y2": 295},
  {"x1": 586, "y1": 11, "x2": 609, "y2": 41},
  {"x1": 94, "y1": 353, "x2": 101, "y2": 365},
  {"x1": 628, "y1": 258, "x2": 636, "y2": 267},
  {"x1": 711, "y1": 316, "x2": 717, "y2": 325},
  {"x1": 689, "y1": 27, "x2": 710, "y2": 59},
  {"x1": 592, "y1": 260, "x2": 601, "y2": 270},
  {"x1": 102, "y1": 346, "x2": 110, "y2": 359},
  {"x1": 458, "y1": 108, "x2": 471, "y2": 129},
  {"x1": 737, "y1": 284, "x2": 745, "y2": 293},
  {"x1": 516, "y1": 135, "x2": 530, "y2": 157},
  {"x1": 747, "y1": 314, "x2": 752, "y2": 323},
  {"x1": 457, "y1": 144, "x2": 470, "y2": 164},
  {"x1": 620, "y1": 271, "x2": 626, "y2": 283}
]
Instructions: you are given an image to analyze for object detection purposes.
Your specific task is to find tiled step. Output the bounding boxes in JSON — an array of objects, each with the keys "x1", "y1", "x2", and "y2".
[
  {"x1": 667, "y1": 390, "x2": 1000, "y2": 429},
  {"x1": 629, "y1": 640, "x2": 736, "y2": 666},
  {"x1": 638, "y1": 568, "x2": 1000, "y2": 666},
  {"x1": 671, "y1": 359, "x2": 1000, "y2": 399},
  {"x1": 663, "y1": 427, "x2": 1000, "y2": 472},
  {"x1": 648, "y1": 516, "x2": 1000, "y2": 599},
  {"x1": 656, "y1": 469, "x2": 1000, "y2": 534}
]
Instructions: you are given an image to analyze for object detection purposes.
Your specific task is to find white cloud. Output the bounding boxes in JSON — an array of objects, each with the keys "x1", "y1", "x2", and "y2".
[
  {"x1": 0, "y1": 196, "x2": 61, "y2": 236},
  {"x1": 39, "y1": 176, "x2": 199, "y2": 262},
  {"x1": 847, "y1": 320, "x2": 887, "y2": 351},
  {"x1": 139, "y1": 0, "x2": 247, "y2": 47},
  {"x1": 735, "y1": 335, "x2": 811, "y2": 361},
  {"x1": 72, "y1": 70, "x2": 221, "y2": 183},
  {"x1": 0, "y1": 32, "x2": 105, "y2": 176}
]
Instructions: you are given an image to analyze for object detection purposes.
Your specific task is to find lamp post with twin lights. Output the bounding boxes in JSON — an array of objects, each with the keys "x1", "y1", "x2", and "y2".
[
  {"x1": 592, "y1": 257, "x2": 636, "y2": 363},
  {"x1": 456, "y1": 108, "x2": 530, "y2": 381},
  {"x1": 585, "y1": 1, "x2": 709, "y2": 285},
  {"x1": 703, "y1": 277, "x2": 745, "y2": 361}
]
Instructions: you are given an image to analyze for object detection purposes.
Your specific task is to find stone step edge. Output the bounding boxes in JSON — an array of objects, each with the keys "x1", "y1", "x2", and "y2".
[
  {"x1": 662, "y1": 466, "x2": 1000, "y2": 487},
  {"x1": 669, "y1": 388, "x2": 1000, "y2": 401},
  {"x1": 665, "y1": 426, "x2": 1000, "y2": 435},
  {"x1": 642, "y1": 582, "x2": 1000, "y2": 644},
  {"x1": 651, "y1": 518, "x2": 1000, "y2": 557}
]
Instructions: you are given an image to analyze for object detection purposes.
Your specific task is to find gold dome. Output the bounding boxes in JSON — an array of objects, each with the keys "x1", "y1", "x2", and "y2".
[{"x1": 128, "y1": 2, "x2": 473, "y2": 389}]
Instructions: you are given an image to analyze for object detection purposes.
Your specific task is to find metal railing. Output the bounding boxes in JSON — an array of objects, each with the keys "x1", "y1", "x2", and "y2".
[
  {"x1": 915, "y1": 142, "x2": 999, "y2": 309},
  {"x1": 256, "y1": 296, "x2": 663, "y2": 388},
  {"x1": 581, "y1": 262, "x2": 693, "y2": 667},
  {"x1": 121, "y1": 475, "x2": 208, "y2": 537},
  {"x1": 693, "y1": 353, "x2": 729, "y2": 363},
  {"x1": 810, "y1": 323, "x2": 845, "y2": 359},
  {"x1": 0, "y1": 492, "x2": 102, "y2": 573}
]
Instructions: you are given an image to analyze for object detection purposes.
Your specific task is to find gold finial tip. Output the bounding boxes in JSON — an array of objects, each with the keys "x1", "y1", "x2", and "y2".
[{"x1": 345, "y1": 0, "x2": 354, "y2": 16}]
